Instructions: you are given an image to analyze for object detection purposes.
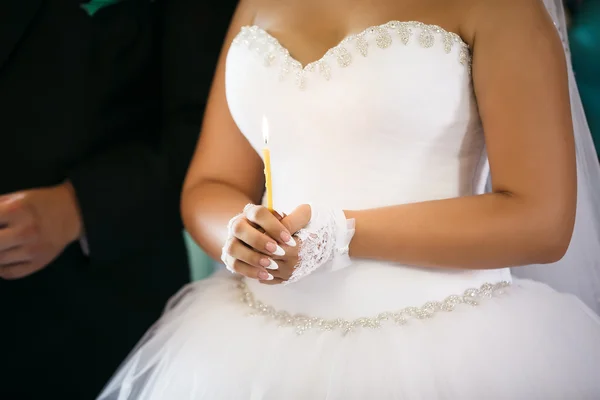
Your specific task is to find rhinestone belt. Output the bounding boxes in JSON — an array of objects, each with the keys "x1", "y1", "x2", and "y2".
[{"x1": 236, "y1": 279, "x2": 511, "y2": 335}]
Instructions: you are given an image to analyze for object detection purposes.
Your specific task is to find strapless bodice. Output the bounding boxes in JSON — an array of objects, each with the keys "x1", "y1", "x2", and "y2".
[{"x1": 225, "y1": 21, "x2": 511, "y2": 320}]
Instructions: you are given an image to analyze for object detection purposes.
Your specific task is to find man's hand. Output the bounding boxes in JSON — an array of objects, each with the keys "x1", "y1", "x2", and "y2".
[{"x1": 0, "y1": 182, "x2": 83, "y2": 280}]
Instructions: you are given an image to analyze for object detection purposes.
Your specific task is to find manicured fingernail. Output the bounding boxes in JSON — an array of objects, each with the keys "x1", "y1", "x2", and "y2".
[
  {"x1": 281, "y1": 231, "x2": 296, "y2": 247},
  {"x1": 266, "y1": 242, "x2": 285, "y2": 256},
  {"x1": 259, "y1": 258, "x2": 279, "y2": 270},
  {"x1": 265, "y1": 242, "x2": 276, "y2": 253},
  {"x1": 273, "y1": 245, "x2": 285, "y2": 256},
  {"x1": 259, "y1": 258, "x2": 270, "y2": 267},
  {"x1": 265, "y1": 259, "x2": 279, "y2": 270},
  {"x1": 258, "y1": 271, "x2": 273, "y2": 280}
]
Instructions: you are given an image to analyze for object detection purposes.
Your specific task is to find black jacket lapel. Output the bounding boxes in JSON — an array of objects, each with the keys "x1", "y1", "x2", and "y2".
[{"x1": 0, "y1": 0, "x2": 43, "y2": 70}]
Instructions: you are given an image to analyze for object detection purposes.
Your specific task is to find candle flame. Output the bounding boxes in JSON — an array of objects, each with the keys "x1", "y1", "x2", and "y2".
[{"x1": 262, "y1": 115, "x2": 269, "y2": 144}]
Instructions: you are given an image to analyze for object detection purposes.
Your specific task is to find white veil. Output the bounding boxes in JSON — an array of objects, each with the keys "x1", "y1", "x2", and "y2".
[{"x1": 508, "y1": 0, "x2": 600, "y2": 314}]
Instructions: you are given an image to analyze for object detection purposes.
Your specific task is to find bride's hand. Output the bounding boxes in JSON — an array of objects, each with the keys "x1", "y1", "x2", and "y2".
[
  {"x1": 221, "y1": 204, "x2": 299, "y2": 284},
  {"x1": 280, "y1": 204, "x2": 355, "y2": 285}
]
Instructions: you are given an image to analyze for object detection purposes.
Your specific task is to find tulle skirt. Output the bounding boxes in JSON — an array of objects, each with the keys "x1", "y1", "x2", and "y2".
[{"x1": 98, "y1": 270, "x2": 600, "y2": 400}]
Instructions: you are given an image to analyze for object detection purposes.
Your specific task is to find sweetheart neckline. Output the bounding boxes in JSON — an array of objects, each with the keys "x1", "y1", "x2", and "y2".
[{"x1": 239, "y1": 20, "x2": 470, "y2": 70}]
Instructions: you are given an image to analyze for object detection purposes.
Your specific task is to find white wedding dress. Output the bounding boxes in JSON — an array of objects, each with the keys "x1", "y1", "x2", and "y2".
[{"x1": 99, "y1": 20, "x2": 600, "y2": 400}]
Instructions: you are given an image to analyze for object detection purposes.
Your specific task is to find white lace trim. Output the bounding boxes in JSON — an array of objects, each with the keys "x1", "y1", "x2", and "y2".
[
  {"x1": 232, "y1": 20, "x2": 471, "y2": 89},
  {"x1": 284, "y1": 207, "x2": 354, "y2": 285},
  {"x1": 287, "y1": 216, "x2": 338, "y2": 285},
  {"x1": 236, "y1": 278, "x2": 511, "y2": 335}
]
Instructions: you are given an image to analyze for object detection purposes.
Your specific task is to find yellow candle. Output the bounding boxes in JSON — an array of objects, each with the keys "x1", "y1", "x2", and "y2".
[{"x1": 262, "y1": 115, "x2": 274, "y2": 211}]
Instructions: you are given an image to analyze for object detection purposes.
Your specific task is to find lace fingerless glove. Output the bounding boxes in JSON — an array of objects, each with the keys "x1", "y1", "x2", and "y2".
[{"x1": 285, "y1": 205, "x2": 355, "y2": 285}]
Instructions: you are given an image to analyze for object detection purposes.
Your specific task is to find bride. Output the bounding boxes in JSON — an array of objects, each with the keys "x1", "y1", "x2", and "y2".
[{"x1": 100, "y1": 0, "x2": 600, "y2": 398}]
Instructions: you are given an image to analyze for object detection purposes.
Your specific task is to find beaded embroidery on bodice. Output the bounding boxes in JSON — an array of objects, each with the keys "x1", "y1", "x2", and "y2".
[
  {"x1": 232, "y1": 21, "x2": 471, "y2": 89},
  {"x1": 225, "y1": 20, "x2": 512, "y2": 331}
]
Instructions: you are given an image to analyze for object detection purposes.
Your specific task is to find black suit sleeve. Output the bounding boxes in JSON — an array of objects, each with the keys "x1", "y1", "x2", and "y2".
[
  {"x1": 68, "y1": 141, "x2": 179, "y2": 263},
  {"x1": 68, "y1": 1, "x2": 233, "y2": 264}
]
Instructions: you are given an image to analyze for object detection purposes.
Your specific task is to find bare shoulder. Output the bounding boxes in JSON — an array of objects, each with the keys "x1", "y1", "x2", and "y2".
[
  {"x1": 458, "y1": 0, "x2": 558, "y2": 47},
  {"x1": 466, "y1": 0, "x2": 553, "y2": 20}
]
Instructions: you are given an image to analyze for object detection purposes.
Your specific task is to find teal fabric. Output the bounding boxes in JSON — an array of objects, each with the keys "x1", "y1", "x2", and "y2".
[
  {"x1": 184, "y1": 231, "x2": 215, "y2": 281},
  {"x1": 80, "y1": 0, "x2": 123, "y2": 16},
  {"x1": 569, "y1": 0, "x2": 600, "y2": 155}
]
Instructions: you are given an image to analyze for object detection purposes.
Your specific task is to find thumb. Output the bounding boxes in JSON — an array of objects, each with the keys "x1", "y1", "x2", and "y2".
[
  {"x1": 280, "y1": 204, "x2": 312, "y2": 234},
  {"x1": 270, "y1": 210, "x2": 286, "y2": 221}
]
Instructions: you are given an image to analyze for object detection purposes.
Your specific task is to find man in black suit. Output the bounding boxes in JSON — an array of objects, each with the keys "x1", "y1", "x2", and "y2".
[{"x1": 0, "y1": 0, "x2": 235, "y2": 398}]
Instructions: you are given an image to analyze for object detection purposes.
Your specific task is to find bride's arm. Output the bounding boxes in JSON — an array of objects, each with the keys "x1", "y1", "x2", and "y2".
[
  {"x1": 345, "y1": 0, "x2": 576, "y2": 269},
  {"x1": 181, "y1": 2, "x2": 264, "y2": 260}
]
